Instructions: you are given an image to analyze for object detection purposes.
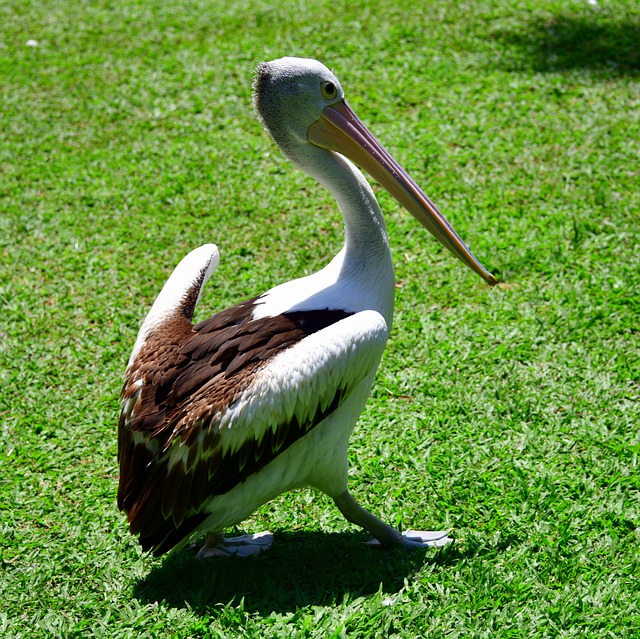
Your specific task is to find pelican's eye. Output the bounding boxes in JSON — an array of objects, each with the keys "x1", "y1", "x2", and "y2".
[{"x1": 321, "y1": 81, "x2": 338, "y2": 100}]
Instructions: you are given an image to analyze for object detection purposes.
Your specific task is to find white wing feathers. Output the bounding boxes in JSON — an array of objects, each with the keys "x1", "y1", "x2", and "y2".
[{"x1": 203, "y1": 309, "x2": 388, "y2": 458}]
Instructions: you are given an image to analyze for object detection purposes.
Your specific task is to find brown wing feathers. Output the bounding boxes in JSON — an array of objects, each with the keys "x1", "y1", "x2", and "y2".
[{"x1": 117, "y1": 299, "x2": 353, "y2": 555}]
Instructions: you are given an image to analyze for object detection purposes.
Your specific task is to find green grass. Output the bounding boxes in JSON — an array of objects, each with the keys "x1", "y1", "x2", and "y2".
[{"x1": 1, "y1": 0, "x2": 639, "y2": 636}]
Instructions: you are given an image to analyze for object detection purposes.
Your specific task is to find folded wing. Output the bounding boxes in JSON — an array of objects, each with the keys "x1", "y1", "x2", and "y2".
[{"x1": 117, "y1": 298, "x2": 388, "y2": 555}]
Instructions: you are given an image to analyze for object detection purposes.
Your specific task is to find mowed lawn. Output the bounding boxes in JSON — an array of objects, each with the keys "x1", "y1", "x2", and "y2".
[{"x1": 1, "y1": 0, "x2": 639, "y2": 637}]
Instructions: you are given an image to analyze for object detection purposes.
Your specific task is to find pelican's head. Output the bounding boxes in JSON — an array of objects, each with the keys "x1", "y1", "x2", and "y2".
[
  {"x1": 254, "y1": 57, "x2": 345, "y2": 153},
  {"x1": 253, "y1": 57, "x2": 496, "y2": 286}
]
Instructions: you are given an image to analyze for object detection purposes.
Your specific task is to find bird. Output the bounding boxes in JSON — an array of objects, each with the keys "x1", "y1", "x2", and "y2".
[{"x1": 117, "y1": 57, "x2": 496, "y2": 558}]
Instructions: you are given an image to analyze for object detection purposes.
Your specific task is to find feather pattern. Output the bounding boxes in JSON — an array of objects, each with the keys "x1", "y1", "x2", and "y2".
[{"x1": 117, "y1": 250, "x2": 388, "y2": 555}]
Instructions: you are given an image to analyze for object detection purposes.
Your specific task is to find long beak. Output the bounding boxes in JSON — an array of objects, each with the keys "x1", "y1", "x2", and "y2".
[{"x1": 307, "y1": 100, "x2": 496, "y2": 286}]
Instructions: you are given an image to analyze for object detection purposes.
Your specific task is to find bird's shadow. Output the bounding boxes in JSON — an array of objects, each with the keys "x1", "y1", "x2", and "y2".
[
  {"x1": 494, "y1": 12, "x2": 639, "y2": 74},
  {"x1": 133, "y1": 530, "x2": 475, "y2": 615}
]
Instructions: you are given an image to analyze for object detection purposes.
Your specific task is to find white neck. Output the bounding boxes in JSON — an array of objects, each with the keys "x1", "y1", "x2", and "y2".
[
  {"x1": 316, "y1": 152, "x2": 391, "y2": 272},
  {"x1": 254, "y1": 147, "x2": 396, "y2": 327}
]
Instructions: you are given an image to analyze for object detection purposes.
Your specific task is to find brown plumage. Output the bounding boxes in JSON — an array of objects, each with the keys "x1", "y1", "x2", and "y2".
[{"x1": 117, "y1": 294, "x2": 352, "y2": 555}]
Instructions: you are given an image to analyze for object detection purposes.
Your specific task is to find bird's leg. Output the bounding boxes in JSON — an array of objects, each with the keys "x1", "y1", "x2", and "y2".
[
  {"x1": 195, "y1": 531, "x2": 273, "y2": 558},
  {"x1": 333, "y1": 490, "x2": 403, "y2": 544},
  {"x1": 333, "y1": 490, "x2": 452, "y2": 548}
]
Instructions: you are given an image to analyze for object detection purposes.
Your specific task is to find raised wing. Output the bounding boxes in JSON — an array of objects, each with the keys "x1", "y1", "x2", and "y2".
[{"x1": 117, "y1": 302, "x2": 388, "y2": 555}]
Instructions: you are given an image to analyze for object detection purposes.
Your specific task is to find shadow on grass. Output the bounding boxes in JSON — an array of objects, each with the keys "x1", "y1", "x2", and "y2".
[
  {"x1": 495, "y1": 13, "x2": 639, "y2": 74},
  {"x1": 134, "y1": 530, "x2": 477, "y2": 615}
]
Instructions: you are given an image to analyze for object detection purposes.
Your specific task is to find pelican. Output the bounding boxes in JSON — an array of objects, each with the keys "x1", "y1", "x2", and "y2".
[{"x1": 117, "y1": 57, "x2": 495, "y2": 558}]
